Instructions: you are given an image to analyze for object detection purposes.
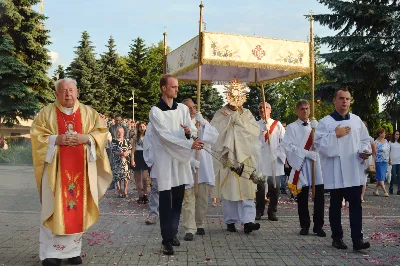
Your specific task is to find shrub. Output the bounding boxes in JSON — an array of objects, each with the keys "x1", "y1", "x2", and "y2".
[{"x1": 0, "y1": 140, "x2": 32, "y2": 165}]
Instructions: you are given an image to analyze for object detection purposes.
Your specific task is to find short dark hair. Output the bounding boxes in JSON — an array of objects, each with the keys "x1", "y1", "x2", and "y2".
[
  {"x1": 333, "y1": 87, "x2": 351, "y2": 99},
  {"x1": 160, "y1": 74, "x2": 177, "y2": 89},
  {"x1": 296, "y1": 99, "x2": 310, "y2": 109}
]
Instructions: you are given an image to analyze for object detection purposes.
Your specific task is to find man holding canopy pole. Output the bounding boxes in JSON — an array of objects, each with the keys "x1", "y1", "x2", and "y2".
[
  {"x1": 211, "y1": 78, "x2": 261, "y2": 234},
  {"x1": 149, "y1": 74, "x2": 204, "y2": 255},
  {"x1": 256, "y1": 102, "x2": 286, "y2": 222}
]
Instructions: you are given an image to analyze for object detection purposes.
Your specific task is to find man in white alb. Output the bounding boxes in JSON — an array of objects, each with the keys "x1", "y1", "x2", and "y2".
[
  {"x1": 282, "y1": 99, "x2": 326, "y2": 237},
  {"x1": 142, "y1": 123, "x2": 160, "y2": 225},
  {"x1": 256, "y1": 102, "x2": 286, "y2": 221},
  {"x1": 181, "y1": 98, "x2": 219, "y2": 241},
  {"x1": 149, "y1": 75, "x2": 204, "y2": 255},
  {"x1": 315, "y1": 88, "x2": 371, "y2": 251}
]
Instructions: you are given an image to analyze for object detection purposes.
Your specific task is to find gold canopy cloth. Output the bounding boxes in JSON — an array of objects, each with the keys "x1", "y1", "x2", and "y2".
[{"x1": 31, "y1": 100, "x2": 112, "y2": 235}]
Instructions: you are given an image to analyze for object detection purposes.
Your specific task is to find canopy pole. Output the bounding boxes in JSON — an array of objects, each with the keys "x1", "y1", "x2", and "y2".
[
  {"x1": 163, "y1": 27, "x2": 167, "y2": 74},
  {"x1": 309, "y1": 10, "x2": 316, "y2": 199},
  {"x1": 194, "y1": 0, "x2": 204, "y2": 194}
]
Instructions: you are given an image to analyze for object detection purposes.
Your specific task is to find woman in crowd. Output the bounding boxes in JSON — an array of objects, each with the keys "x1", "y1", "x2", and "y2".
[
  {"x1": 389, "y1": 130, "x2": 400, "y2": 195},
  {"x1": 374, "y1": 128, "x2": 390, "y2": 197},
  {"x1": 131, "y1": 122, "x2": 150, "y2": 204},
  {"x1": 111, "y1": 127, "x2": 132, "y2": 198}
]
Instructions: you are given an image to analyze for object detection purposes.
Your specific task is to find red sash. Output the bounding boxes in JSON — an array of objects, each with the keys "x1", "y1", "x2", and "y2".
[
  {"x1": 56, "y1": 108, "x2": 85, "y2": 234},
  {"x1": 291, "y1": 131, "x2": 313, "y2": 187},
  {"x1": 264, "y1": 120, "x2": 279, "y2": 143}
]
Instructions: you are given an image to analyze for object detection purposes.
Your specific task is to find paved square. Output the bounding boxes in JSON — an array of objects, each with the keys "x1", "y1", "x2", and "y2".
[{"x1": 0, "y1": 165, "x2": 399, "y2": 266}]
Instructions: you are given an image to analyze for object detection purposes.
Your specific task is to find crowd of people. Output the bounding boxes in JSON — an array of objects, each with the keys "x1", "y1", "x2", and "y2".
[{"x1": 29, "y1": 76, "x2": 399, "y2": 266}]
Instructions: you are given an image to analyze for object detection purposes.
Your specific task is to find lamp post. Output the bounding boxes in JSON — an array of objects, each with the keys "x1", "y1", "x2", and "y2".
[{"x1": 129, "y1": 90, "x2": 137, "y2": 122}]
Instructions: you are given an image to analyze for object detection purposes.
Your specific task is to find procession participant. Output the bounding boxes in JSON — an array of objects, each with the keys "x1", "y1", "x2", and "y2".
[
  {"x1": 31, "y1": 78, "x2": 112, "y2": 266},
  {"x1": 211, "y1": 79, "x2": 261, "y2": 234},
  {"x1": 109, "y1": 114, "x2": 127, "y2": 139},
  {"x1": 181, "y1": 98, "x2": 219, "y2": 241},
  {"x1": 315, "y1": 88, "x2": 371, "y2": 251},
  {"x1": 143, "y1": 123, "x2": 159, "y2": 225},
  {"x1": 282, "y1": 99, "x2": 326, "y2": 237},
  {"x1": 256, "y1": 102, "x2": 286, "y2": 221},
  {"x1": 149, "y1": 74, "x2": 204, "y2": 255}
]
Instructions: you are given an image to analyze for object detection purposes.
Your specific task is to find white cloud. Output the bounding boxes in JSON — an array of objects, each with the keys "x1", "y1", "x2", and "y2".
[{"x1": 47, "y1": 51, "x2": 60, "y2": 65}]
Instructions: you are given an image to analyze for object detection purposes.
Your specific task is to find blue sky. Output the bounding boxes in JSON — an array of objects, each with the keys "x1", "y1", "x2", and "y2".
[{"x1": 33, "y1": 0, "x2": 333, "y2": 72}]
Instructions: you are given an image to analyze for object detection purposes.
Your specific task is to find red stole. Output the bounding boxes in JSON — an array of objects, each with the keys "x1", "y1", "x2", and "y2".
[
  {"x1": 291, "y1": 131, "x2": 313, "y2": 188},
  {"x1": 56, "y1": 108, "x2": 85, "y2": 234},
  {"x1": 264, "y1": 120, "x2": 279, "y2": 144}
]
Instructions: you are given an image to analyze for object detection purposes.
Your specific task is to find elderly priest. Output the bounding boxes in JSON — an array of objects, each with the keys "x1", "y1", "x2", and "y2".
[{"x1": 31, "y1": 78, "x2": 112, "y2": 266}]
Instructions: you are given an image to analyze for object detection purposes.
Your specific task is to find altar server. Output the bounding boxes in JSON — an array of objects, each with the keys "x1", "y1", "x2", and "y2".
[
  {"x1": 282, "y1": 99, "x2": 325, "y2": 237},
  {"x1": 315, "y1": 88, "x2": 371, "y2": 251},
  {"x1": 149, "y1": 75, "x2": 204, "y2": 255}
]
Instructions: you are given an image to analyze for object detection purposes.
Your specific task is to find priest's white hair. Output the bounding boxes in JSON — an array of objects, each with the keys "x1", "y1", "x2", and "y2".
[
  {"x1": 258, "y1": 102, "x2": 271, "y2": 109},
  {"x1": 55, "y1": 78, "x2": 78, "y2": 91}
]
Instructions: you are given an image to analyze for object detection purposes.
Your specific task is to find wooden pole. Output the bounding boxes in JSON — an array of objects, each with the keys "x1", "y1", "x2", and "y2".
[
  {"x1": 194, "y1": 1, "x2": 204, "y2": 194},
  {"x1": 163, "y1": 27, "x2": 167, "y2": 74},
  {"x1": 309, "y1": 11, "x2": 316, "y2": 199}
]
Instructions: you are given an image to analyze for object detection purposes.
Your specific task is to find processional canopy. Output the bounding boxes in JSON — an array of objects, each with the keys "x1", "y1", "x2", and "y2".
[{"x1": 166, "y1": 32, "x2": 311, "y2": 85}]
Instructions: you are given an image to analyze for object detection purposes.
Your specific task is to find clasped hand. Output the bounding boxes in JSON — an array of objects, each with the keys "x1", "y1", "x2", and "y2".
[{"x1": 56, "y1": 134, "x2": 89, "y2": 146}]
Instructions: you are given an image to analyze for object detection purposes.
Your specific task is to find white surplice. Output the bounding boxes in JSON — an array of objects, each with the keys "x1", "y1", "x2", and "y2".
[
  {"x1": 257, "y1": 118, "x2": 286, "y2": 177},
  {"x1": 39, "y1": 107, "x2": 96, "y2": 261},
  {"x1": 186, "y1": 118, "x2": 219, "y2": 188},
  {"x1": 314, "y1": 114, "x2": 371, "y2": 189},
  {"x1": 149, "y1": 104, "x2": 194, "y2": 191},
  {"x1": 282, "y1": 119, "x2": 323, "y2": 190},
  {"x1": 143, "y1": 123, "x2": 154, "y2": 169}
]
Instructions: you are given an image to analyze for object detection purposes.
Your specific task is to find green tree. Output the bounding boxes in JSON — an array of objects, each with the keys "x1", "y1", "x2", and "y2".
[
  {"x1": 126, "y1": 37, "x2": 154, "y2": 122},
  {"x1": 52, "y1": 65, "x2": 65, "y2": 81},
  {"x1": 100, "y1": 36, "x2": 127, "y2": 117},
  {"x1": 313, "y1": 0, "x2": 400, "y2": 134},
  {"x1": 0, "y1": 35, "x2": 39, "y2": 125},
  {"x1": 67, "y1": 31, "x2": 108, "y2": 114},
  {"x1": 0, "y1": 0, "x2": 54, "y2": 114}
]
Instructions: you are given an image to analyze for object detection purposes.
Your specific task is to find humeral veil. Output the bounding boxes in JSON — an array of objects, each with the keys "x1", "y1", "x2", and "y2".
[{"x1": 31, "y1": 100, "x2": 112, "y2": 235}]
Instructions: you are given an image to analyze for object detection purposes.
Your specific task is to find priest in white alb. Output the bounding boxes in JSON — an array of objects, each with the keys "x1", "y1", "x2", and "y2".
[
  {"x1": 31, "y1": 78, "x2": 112, "y2": 266},
  {"x1": 149, "y1": 75, "x2": 204, "y2": 255},
  {"x1": 282, "y1": 99, "x2": 326, "y2": 237},
  {"x1": 181, "y1": 98, "x2": 219, "y2": 241},
  {"x1": 256, "y1": 102, "x2": 286, "y2": 221},
  {"x1": 211, "y1": 78, "x2": 261, "y2": 234},
  {"x1": 315, "y1": 88, "x2": 371, "y2": 251}
]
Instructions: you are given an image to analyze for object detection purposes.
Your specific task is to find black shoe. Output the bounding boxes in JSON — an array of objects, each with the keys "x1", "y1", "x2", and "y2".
[
  {"x1": 313, "y1": 228, "x2": 326, "y2": 237},
  {"x1": 244, "y1": 222, "x2": 260, "y2": 234},
  {"x1": 353, "y1": 239, "x2": 370, "y2": 251},
  {"x1": 255, "y1": 213, "x2": 263, "y2": 220},
  {"x1": 300, "y1": 228, "x2": 309, "y2": 235},
  {"x1": 171, "y1": 236, "x2": 180, "y2": 246},
  {"x1": 332, "y1": 239, "x2": 348, "y2": 250},
  {"x1": 137, "y1": 196, "x2": 143, "y2": 204},
  {"x1": 397, "y1": 191, "x2": 400, "y2": 195},
  {"x1": 42, "y1": 258, "x2": 62, "y2": 266},
  {"x1": 184, "y1": 233, "x2": 194, "y2": 241},
  {"x1": 142, "y1": 194, "x2": 149, "y2": 204},
  {"x1": 281, "y1": 190, "x2": 287, "y2": 195},
  {"x1": 268, "y1": 213, "x2": 278, "y2": 221},
  {"x1": 67, "y1": 256, "x2": 83, "y2": 265},
  {"x1": 227, "y1": 223, "x2": 237, "y2": 232},
  {"x1": 162, "y1": 242, "x2": 174, "y2": 255},
  {"x1": 196, "y1": 228, "x2": 205, "y2": 235},
  {"x1": 389, "y1": 188, "x2": 393, "y2": 195}
]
